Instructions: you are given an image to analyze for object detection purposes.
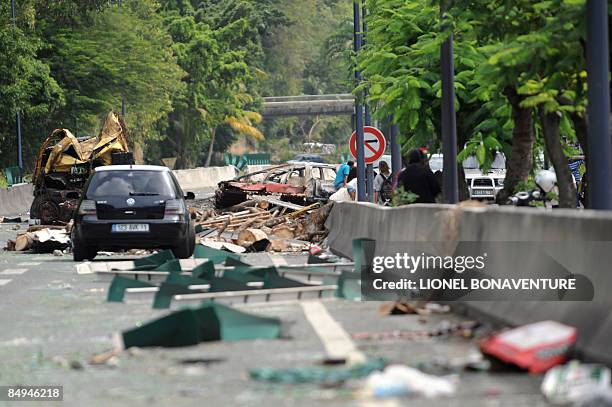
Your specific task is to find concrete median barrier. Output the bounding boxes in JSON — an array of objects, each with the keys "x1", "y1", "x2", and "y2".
[
  {"x1": 173, "y1": 166, "x2": 237, "y2": 191},
  {"x1": 325, "y1": 202, "x2": 612, "y2": 364},
  {"x1": 0, "y1": 183, "x2": 34, "y2": 217}
]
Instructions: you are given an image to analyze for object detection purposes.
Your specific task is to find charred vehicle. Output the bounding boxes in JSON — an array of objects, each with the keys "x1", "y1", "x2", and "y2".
[
  {"x1": 215, "y1": 163, "x2": 337, "y2": 209},
  {"x1": 30, "y1": 112, "x2": 132, "y2": 224}
]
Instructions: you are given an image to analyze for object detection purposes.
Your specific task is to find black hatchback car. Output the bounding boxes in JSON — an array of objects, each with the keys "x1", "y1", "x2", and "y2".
[{"x1": 72, "y1": 165, "x2": 196, "y2": 261}]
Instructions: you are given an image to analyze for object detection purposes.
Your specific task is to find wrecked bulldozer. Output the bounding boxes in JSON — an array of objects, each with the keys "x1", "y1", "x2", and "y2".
[{"x1": 30, "y1": 112, "x2": 133, "y2": 224}]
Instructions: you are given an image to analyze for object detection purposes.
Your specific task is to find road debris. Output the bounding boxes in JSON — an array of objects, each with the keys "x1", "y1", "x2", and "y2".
[
  {"x1": 6, "y1": 224, "x2": 71, "y2": 253},
  {"x1": 379, "y1": 301, "x2": 451, "y2": 316},
  {"x1": 352, "y1": 321, "x2": 480, "y2": 341},
  {"x1": 480, "y1": 320, "x2": 577, "y2": 374},
  {"x1": 192, "y1": 200, "x2": 334, "y2": 252},
  {"x1": 541, "y1": 361, "x2": 611, "y2": 405},
  {"x1": 365, "y1": 364, "x2": 458, "y2": 398},
  {"x1": 249, "y1": 358, "x2": 385, "y2": 384}
]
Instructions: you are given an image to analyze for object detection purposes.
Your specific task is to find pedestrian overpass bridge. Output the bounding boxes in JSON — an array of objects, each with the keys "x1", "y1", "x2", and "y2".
[{"x1": 261, "y1": 94, "x2": 354, "y2": 117}]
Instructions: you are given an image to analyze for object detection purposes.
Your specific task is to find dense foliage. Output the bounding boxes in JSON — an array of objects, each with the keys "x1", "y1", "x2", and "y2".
[{"x1": 0, "y1": 0, "x2": 352, "y2": 171}]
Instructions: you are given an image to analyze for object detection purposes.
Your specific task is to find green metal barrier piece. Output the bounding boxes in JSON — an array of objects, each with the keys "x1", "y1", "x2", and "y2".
[
  {"x1": 194, "y1": 245, "x2": 240, "y2": 264},
  {"x1": 249, "y1": 358, "x2": 386, "y2": 383},
  {"x1": 224, "y1": 153, "x2": 248, "y2": 170},
  {"x1": 191, "y1": 260, "x2": 215, "y2": 279},
  {"x1": 153, "y1": 273, "x2": 211, "y2": 309},
  {"x1": 244, "y1": 153, "x2": 271, "y2": 165},
  {"x1": 263, "y1": 272, "x2": 312, "y2": 289},
  {"x1": 5, "y1": 166, "x2": 23, "y2": 186},
  {"x1": 154, "y1": 259, "x2": 182, "y2": 272},
  {"x1": 133, "y1": 250, "x2": 176, "y2": 269},
  {"x1": 335, "y1": 271, "x2": 362, "y2": 301},
  {"x1": 121, "y1": 303, "x2": 281, "y2": 348},
  {"x1": 225, "y1": 256, "x2": 251, "y2": 267},
  {"x1": 209, "y1": 276, "x2": 255, "y2": 293},
  {"x1": 108, "y1": 276, "x2": 155, "y2": 302}
]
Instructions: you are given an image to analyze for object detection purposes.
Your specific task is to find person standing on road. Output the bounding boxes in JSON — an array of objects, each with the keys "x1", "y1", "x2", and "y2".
[
  {"x1": 397, "y1": 149, "x2": 441, "y2": 203},
  {"x1": 334, "y1": 161, "x2": 354, "y2": 191},
  {"x1": 373, "y1": 161, "x2": 393, "y2": 205}
]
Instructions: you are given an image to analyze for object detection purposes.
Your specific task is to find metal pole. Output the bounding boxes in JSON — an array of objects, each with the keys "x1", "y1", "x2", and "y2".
[
  {"x1": 11, "y1": 0, "x2": 23, "y2": 169},
  {"x1": 354, "y1": 0, "x2": 366, "y2": 202},
  {"x1": 362, "y1": 5, "x2": 374, "y2": 202},
  {"x1": 440, "y1": 3, "x2": 458, "y2": 204},
  {"x1": 390, "y1": 121, "x2": 402, "y2": 181},
  {"x1": 586, "y1": 0, "x2": 612, "y2": 210}
]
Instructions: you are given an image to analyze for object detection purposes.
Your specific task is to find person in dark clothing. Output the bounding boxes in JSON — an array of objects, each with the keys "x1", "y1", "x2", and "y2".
[{"x1": 397, "y1": 149, "x2": 441, "y2": 203}]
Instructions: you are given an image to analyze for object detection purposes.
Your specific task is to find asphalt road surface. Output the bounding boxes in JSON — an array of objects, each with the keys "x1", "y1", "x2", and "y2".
[{"x1": 0, "y1": 222, "x2": 546, "y2": 407}]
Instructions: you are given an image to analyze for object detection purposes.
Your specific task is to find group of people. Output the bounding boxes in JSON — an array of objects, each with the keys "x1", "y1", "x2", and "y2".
[{"x1": 332, "y1": 148, "x2": 441, "y2": 205}]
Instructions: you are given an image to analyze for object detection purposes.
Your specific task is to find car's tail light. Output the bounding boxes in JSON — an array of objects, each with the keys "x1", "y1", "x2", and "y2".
[
  {"x1": 78, "y1": 200, "x2": 97, "y2": 215},
  {"x1": 164, "y1": 199, "x2": 184, "y2": 220}
]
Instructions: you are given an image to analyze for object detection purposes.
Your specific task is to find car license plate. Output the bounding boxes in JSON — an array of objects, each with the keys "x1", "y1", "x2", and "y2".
[
  {"x1": 473, "y1": 189, "x2": 494, "y2": 196},
  {"x1": 111, "y1": 224, "x2": 149, "y2": 233}
]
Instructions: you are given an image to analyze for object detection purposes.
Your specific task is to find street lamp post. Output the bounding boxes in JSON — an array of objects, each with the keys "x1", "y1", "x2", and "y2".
[
  {"x1": 11, "y1": 0, "x2": 23, "y2": 169},
  {"x1": 354, "y1": 0, "x2": 366, "y2": 202},
  {"x1": 586, "y1": 0, "x2": 612, "y2": 210},
  {"x1": 440, "y1": 2, "x2": 459, "y2": 204},
  {"x1": 362, "y1": 5, "x2": 374, "y2": 202}
]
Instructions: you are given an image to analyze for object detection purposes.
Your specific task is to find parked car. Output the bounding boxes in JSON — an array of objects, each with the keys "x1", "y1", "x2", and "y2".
[
  {"x1": 72, "y1": 165, "x2": 195, "y2": 261},
  {"x1": 425, "y1": 152, "x2": 506, "y2": 200},
  {"x1": 215, "y1": 163, "x2": 337, "y2": 208},
  {"x1": 463, "y1": 153, "x2": 506, "y2": 199}
]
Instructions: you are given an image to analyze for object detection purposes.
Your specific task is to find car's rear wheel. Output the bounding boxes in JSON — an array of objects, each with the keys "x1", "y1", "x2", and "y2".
[
  {"x1": 172, "y1": 225, "x2": 195, "y2": 259},
  {"x1": 72, "y1": 235, "x2": 97, "y2": 262}
]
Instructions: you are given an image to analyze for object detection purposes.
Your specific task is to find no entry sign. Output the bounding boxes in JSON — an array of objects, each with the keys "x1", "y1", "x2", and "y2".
[{"x1": 349, "y1": 126, "x2": 386, "y2": 164}]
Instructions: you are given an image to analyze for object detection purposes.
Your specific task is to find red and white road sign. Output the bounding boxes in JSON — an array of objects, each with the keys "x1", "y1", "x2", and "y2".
[{"x1": 349, "y1": 126, "x2": 386, "y2": 164}]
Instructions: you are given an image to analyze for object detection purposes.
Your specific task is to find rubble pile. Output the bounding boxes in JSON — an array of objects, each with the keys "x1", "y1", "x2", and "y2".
[
  {"x1": 5, "y1": 223, "x2": 71, "y2": 253},
  {"x1": 190, "y1": 199, "x2": 333, "y2": 253}
]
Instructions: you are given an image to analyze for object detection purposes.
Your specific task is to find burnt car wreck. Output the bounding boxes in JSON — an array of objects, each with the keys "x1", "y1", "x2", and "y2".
[
  {"x1": 215, "y1": 164, "x2": 338, "y2": 209},
  {"x1": 30, "y1": 112, "x2": 132, "y2": 224}
]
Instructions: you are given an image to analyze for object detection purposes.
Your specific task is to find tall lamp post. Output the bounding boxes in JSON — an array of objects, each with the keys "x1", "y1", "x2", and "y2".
[
  {"x1": 440, "y1": 1, "x2": 458, "y2": 204},
  {"x1": 353, "y1": 0, "x2": 366, "y2": 202},
  {"x1": 586, "y1": 0, "x2": 612, "y2": 210},
  {"x1": 11, "y1": 0, "x2": 23, "y2": 169},
  {"x1": 362, "y1": 5, "x2": 374, "y2": 202}
]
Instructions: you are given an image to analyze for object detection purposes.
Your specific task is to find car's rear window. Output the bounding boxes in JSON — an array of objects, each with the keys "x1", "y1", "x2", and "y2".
[{"x1": 87, "y1": 170, "x2": 177, "y2": 198}]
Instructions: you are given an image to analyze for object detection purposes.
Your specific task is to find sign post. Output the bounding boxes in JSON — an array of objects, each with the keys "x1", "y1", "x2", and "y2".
[{"x1": 349, "y1": 126, "x2": 386, "y2": 166}]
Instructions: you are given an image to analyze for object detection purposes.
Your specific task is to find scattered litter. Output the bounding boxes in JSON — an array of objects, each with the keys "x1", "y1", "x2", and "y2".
[
  {"x1": 249, "y1": 358, "x2": 385, "y2": 384},
  {"x1": 7, "y1": 225, "x2": 71, "y2": 253},
  {"x1": 53, "y1": 249, "x2": 64, "y2": 256},
  {"x1": 1, "y1": 216, "x2": 22, "y2": 223},
  {"x1": 366, "y1": 365, "x2": 458, "y2": 398},
  {"x1": 379, "y1": 301, "x2": 451, "y2": 316},
  {"x1": 352, "y1": 321, "x2": 480, "y2": 341},
  {"x1": 419, "y1": 349, "x2": 490, "y2": 373},
  {"x1": 179, "y1": 357, "x2": 226, "y2": 366},
  {"x1": 541, "y1": 361, "x2": 611, "y2": 405},
  {"x1": 480, "y1": 320, "x2": 577, "y2": 374}
]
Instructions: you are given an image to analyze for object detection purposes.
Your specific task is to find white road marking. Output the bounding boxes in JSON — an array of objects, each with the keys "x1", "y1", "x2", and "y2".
[
  {"x1": 18, "y1": 262, "x2": 41, "y2": 266},
  {"x1": 300, "y1": 301, "x2": 365, "y2": 364},
  {"x1": 301, "y1": 301, "x2": 400, "y2": 406},
  {"x1": 0, "y1": 279, "x2": 12, "y2": 286},
  {"x1": 0, "y1": 269, "x2": 28, "y2": 275}
]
